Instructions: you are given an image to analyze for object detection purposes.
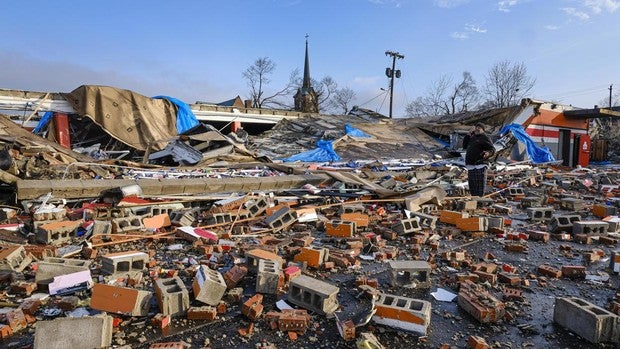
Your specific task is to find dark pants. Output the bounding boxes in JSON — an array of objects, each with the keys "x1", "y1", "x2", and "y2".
[{"x1": 467, "y1": 167, "x2": 487, "y2": 197}]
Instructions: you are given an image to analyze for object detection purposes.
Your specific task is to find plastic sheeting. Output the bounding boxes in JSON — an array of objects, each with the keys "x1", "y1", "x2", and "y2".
[
  {"x1": 33, "y1": 111, "x2": 53, "y2": 134},
  {"x1": 344, "y1": 124, "x2": 371, "y2": 138},
  {"x1": 153, "y1": 96, "x2": 199, "y2": 134},
  {"x1": 282, "y1": 139, "x2": 341, "y2": 162},
  {"x1": 499, "y1": 123, "x2": 556, "y2": 164}
]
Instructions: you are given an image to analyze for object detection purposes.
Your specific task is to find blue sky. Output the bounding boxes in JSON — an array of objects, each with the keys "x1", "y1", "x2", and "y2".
[{"x1": 1, "y1": 0, "x2": 619, "y2": 117}]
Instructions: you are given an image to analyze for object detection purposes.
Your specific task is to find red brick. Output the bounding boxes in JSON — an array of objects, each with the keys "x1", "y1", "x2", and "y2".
[
  {"x1": 537, "y1": 264, "x2": 562, "y2": 278},
  {"x1": 151, "y1": 313, "x2": 170, "y2": 329},
  {"x1": 242, "y1": 294, "x2": 263, "y2": 321},
  {"x1": 187, "y1": 306, "x2": 217, "y2": 321},
  {"x1": 19, "y1": 299, "x2": 42, "y2": 315},
  {"x1": 561, "y1": 265, "x2": 586, "y2": 279},
  {"x1": 6, "y1": 309, "x2": 27, "y2": 332},
  {"x1": 0, "y1": 324, "x2": 13, "y2": 339},
  {"x1": 468, "y1": 335, "x2": 489, "y2": 349}
]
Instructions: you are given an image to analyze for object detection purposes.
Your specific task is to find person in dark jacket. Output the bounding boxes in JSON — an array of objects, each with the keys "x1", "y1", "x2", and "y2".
[{"x1": 463, "y1": 123, "x2": 495, "y2": 197}]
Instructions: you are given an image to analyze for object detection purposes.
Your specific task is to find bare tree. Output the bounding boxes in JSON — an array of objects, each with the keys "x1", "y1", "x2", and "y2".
[
  {"x1": 483, "y1": 60, "x2": 535, "y2": 108},
  {"x1": 243, "y1": 57, "x2": 298, "y2": 108},
  {"x1": 329, "y1": 87, "x2": 357, "y2": 114},
  {"x1": 405, "y1": 72, "x2": 479, "y2": 117},
  {"x1": 449, "y1": 72, "x2": 480, "y2": 113},
  {"x1": 314, "y1": 76, "x2": 338, "y2": 108}
]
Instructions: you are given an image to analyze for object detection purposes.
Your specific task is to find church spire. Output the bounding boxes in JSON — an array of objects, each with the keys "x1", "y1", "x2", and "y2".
[
  {"x1": 303, "y1": 34, "x2": 311, "y2": 89},
  {"x1": 294, "y1": 34, "x2": 319, "y2": 113}
]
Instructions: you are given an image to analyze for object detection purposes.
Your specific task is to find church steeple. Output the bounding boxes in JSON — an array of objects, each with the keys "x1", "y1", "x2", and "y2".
[
  {"x1": 302, "y1": 34, "x2": 311, "y2": 90},
  {"x1": 294, "y1": 34, "x2": 319, "y2": 113}
]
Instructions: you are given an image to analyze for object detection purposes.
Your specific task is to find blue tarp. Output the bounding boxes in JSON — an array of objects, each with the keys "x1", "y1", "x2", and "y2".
[
  {"x1": 33, "y1": 111, "x2": 53, "y2": 134},
  {"x1": 153, "y1": 96, "x2": 200, "y2": 134},
  {"x1": 344, "y1": 124, "x2": 371, "y2": 138},
  {"x1": 282, "y1": 139, "x2": 341, "y2": 162},
  {"x1": 499, "y1": 123, "x2": 555, "y2": 164}
]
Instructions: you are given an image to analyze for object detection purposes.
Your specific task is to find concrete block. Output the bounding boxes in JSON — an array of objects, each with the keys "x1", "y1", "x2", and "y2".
[
  {"x1": 288, "y1": 275, "x2": 339, "y2": 315},
  {"x1": 549, "y1": 215, "x2": 581, "y2": 233},
  {"x1": 111, "y1": 216, "x2": 144, "y2": 233},
  {"x1": 155, "y1": 276, "x2": 190, "y2": 316},
  {"x1": 35, "y1": 220, "x2": 82, "y2": 245},
  {"x1": 192, "y1": 265, "x2": 226, "y2": 306},
  {"x1": 409, "y1": 211, "x2": 437, "y2": 229},
  {"x1": 92, "y1": 220, "x2": 112, "y2": 235},
  {"x1": 507, "y1": 187, "x2": 525, "y2": 199},
  {"x1": 101, "y1": 250, "x2": 149, "y2": 275},
  {"x1": 35, "y1": 257, "x2": 91, "y2": 287},
  {"x1": 526, "y1": 207, "x2": 554, "y2": 222},
  {"x1": 392, "y1": 217, "x2": 421, "y2": 235},
  {"x1": 34, "y1": 314, "x2": 113, "y2": 349},
  {"x1": 264, "y1": 207, "x2": 297, "y2": 232},
  {"x1": 246, "y1": 197, "x2": 269, "y2": 217},
  {"x1": 90, "y1": 283, "x2": 152, "y2": 316},
  {"x1": 170, "y1": 208, "x2": 198, "y2": 227},
  {"x1": 554, "y1": 297, "x2": 620, "y2": 344},
  {"x1": 0, "y1": 244, "x2": 32, "y2": 272},
  {"x1": 560, "y1": 198, "x2": 586, "y2": 211},
  {"x1": 573, "y1": 221, "x2": 609, "y2": 235},
  {"x1": 256, "y1": 259, "x2": 282, "y2": 294},
  {"x1": 245, "y1": 248, "x2": 284, "y2": 274},
  {"x1": 202, "y1": 212, "x2": 232, "y2": 226},
  {"x1": 372, "y1": 293, "x2": 431, "y2": 335},
  {"x1": 520, "y1": 196, "x2": 544, "y2": 208},
  {"x1": 388, "y1": 260, "x2": 431, "y2": 288},
  {"x1": 603, "y1": 216, "x2": 620, "y2": 233}
]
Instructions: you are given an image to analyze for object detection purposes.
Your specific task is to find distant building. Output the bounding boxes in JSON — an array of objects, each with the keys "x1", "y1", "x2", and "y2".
[{"x1": 294, "y1": 37, "x2": 318, "y2": 113}]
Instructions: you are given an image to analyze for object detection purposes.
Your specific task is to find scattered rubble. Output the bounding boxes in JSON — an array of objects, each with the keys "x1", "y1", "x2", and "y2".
[{"x1": 0, "y1": 101, "x2": 618, "y2": 348}]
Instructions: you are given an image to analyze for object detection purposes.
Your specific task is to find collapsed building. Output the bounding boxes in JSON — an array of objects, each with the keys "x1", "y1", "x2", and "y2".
[{"x1": 0, "y1": 83, "x2": 618, "y2": 349}]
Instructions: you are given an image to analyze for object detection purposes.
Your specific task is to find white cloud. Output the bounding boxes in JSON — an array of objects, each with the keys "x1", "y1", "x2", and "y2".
[
  {"x1": 582, "y1": 0, "x2": 620, "y2": 13},
  {"x1": 451, "y1": 32, "x2": 469, "y2": 40},
  {"x1": 497, "y1": 0, "x2": 521, "y2": 12},
  {"x1": 434, "y1": 0, "x2": 469, "y2": 8},
  {"x1": 465, "y1": 23, "x2": 487, "y2": 33},
  {"x1": 562, "y1": 7, "x2": 591, "y2": 20},
  {"x1": 368, "y1": 0, "x2": 406, "y2": 6},
  {"x1": 353, "y1": 76, "x2": 381, "y2": 87},
  {"x1": 545, "y1": 24, "x2": 560, "y2": 30}
]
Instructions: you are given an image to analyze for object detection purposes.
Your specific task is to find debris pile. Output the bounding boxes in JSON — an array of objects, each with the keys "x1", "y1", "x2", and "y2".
[{"x1": 0, "y1": 156, "x2": 618, "y2": 349}]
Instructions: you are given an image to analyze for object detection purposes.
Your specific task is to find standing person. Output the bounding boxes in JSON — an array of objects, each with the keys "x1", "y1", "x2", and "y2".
[{"x1": 463, "y1": 123, "x2": 495, "y2": 197}]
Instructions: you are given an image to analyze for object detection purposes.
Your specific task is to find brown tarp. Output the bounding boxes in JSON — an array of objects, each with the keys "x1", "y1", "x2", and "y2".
[{"x1": 64, "y1": 85, "x2": 179, "y2": 151}]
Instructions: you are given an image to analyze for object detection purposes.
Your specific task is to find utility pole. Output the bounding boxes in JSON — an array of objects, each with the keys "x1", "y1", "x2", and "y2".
[
  {"x1": 385, "y1": 50, "x2": 404, "y2": 118},
  {"x1": 609, "y1": 84, "x2": 613, "y2": 108}
]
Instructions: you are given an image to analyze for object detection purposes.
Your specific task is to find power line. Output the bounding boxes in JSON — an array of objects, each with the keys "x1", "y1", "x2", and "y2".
[{"x1": 357, "y1": 90, "x2": 388, "y2": 108}]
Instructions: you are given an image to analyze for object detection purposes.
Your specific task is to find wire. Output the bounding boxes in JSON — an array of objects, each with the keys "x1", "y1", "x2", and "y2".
[
  {"x1": 377, "y1": 89, "x2": 389, "y2": 114},
  {"x1": 357, "y1": 90, "x2": 388, "y2": 108}
]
